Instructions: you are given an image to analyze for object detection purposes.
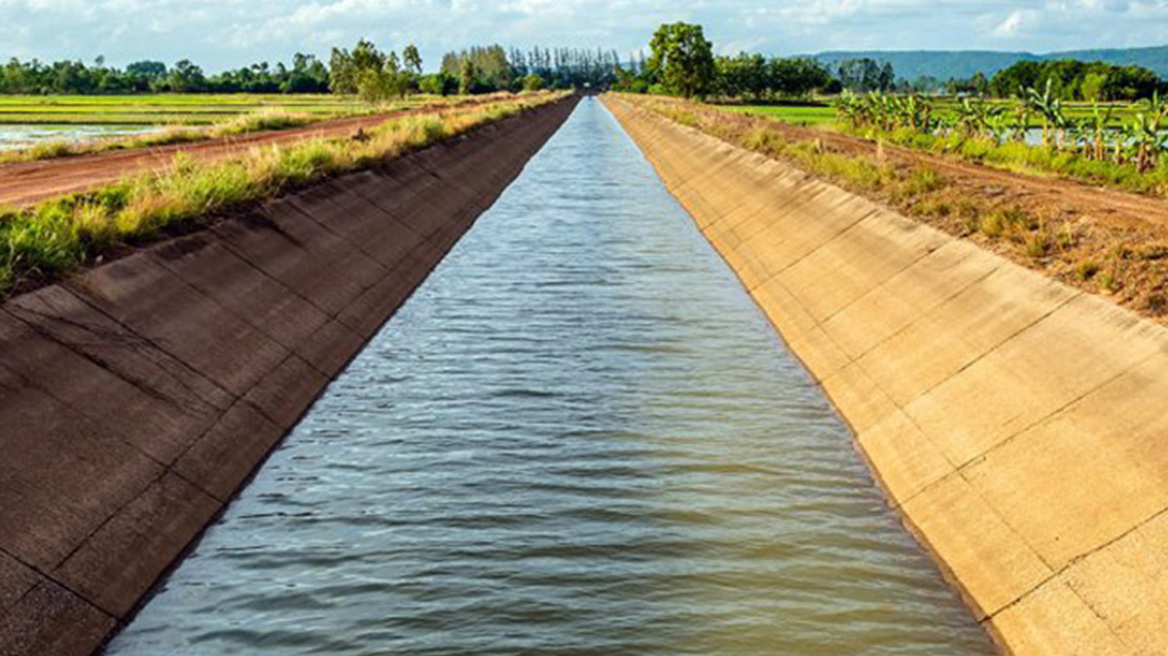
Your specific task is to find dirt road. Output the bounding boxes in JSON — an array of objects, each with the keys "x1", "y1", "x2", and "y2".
[{"x1": 0, "y1": 102, "x2": 484, "y2": 207}]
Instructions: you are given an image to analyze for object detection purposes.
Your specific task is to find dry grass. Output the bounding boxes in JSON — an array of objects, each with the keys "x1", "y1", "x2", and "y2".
[
  {"x1": 0, "y1": 93, "x2": 514, "y2": 165},
  {"x1": 616, "y1": 92, "x2": 1168, "y2": 323},
  {"x1": 0, "y1": 92, "x2": 567, "y2": 294}
]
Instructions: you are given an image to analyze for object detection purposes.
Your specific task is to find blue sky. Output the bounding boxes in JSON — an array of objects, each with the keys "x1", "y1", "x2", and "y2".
[{"x1": 1, "y1": 0, "x2": 1167, "y2": 71}]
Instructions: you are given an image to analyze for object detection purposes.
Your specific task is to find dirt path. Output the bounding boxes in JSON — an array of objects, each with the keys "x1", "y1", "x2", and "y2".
[
  {"x1": 0, "y1": 101, "x2": 488, "y2": 207},
  {"x1": 789, "y1": 121, "x2": 1168, "y2": 234},
  {"x1": 628, "y1": 96, "x2": 1168, "y2": 321}
]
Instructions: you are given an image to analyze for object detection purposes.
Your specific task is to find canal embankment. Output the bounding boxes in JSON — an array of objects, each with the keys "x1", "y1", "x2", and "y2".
[
  {"x1": 605, "y1": 94, "x2": 1168, "y2": 656},
  {"x1": 104, "y1": 96, "x2": 995, "y2": 656},
  {"x1": 0, "y1": 94, "x2": 578, "y2": 656}
]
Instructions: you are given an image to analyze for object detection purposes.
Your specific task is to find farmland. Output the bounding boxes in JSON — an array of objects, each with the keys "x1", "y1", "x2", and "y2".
[
  {"x1": 0, "y1": 93, "x2": 505, "y2": 160},
  {"x1": 717, "y1": 98, "x2": 1155, "y2": 130},
  {"x1": 0, "y1": 94, "x2": 380, "y2": 125},
  {"x1": 718, "y1": 103, "x2": 837, "y2": 126},
  {"x1": 0, "y1": 92, "x2": 566, "y2": 294}
]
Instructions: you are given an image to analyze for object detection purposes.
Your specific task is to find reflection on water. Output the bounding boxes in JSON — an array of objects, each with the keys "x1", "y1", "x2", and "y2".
[
  {"x1": 106, "y1": 98, "x2": 995, "y2": 656},
  {"x1": 0, "y1": 124, "x2": 157, "y2": 150}
]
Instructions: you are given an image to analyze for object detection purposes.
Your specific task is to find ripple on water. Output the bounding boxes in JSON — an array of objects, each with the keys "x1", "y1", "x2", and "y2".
[{"x1": 106, "y1": 98, "x2": 995, "y2": 656}]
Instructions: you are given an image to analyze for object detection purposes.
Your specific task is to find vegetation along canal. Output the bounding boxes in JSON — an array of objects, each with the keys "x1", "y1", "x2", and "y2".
[{"x1": 106, "y1": 98, "x2": 995, "y2": 655}]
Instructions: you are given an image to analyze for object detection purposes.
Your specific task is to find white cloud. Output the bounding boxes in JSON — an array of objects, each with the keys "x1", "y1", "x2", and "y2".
[
  {"x1": 0, "y1": 0, "x2": 1166, "y2": 69},
  {"x1": 993, "y1": 9, "x2": 1028, "y2": 37}
]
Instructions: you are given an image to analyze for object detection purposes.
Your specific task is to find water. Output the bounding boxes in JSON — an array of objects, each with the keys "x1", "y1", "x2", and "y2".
[
  {"x1": 0, "y1": 124, "x2": 157, "y2": 151},
  {"x1": 106, "y1": 98, "x2": 994, "y2": 656}
]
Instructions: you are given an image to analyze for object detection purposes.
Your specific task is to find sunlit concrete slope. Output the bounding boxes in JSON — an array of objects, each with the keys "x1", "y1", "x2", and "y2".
[
  {"x1": 605, "y1": 95, "x2": 1168, "y2": 656},
  {"x1": 0, "y1": 95, "x2": 578, "y2": 656}
]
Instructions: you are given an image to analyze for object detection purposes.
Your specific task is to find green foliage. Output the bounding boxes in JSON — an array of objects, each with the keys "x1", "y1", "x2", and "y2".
[
  {"x1": 715, "y1": 53, "x2": 832, "y2": 100},
  {"x1": 834, "y1": 84, "x2": 1168, "y2": 192},
  {"x1": 331, "y1": 39, "x2": 417, "y2": 101},
  {"x1": 442, "y1": 45, "x2": 512, "y2": 93},
  {"x1": 0, "y1": 53, "x2": 329, "y2": 94},
  {"x1": 646, "y1": 23, "x2": 716, "y2": 99},
  {"x1": 836, "y1": 58, "x2": 895, "y2": 92},
  {"x1": 418, "y1": 73, "x2": 457, "y2": 96},
  {"x1": 990, "y1": 59, "x2": 1165, "y2": 101},
  {"x1": 458, "y1": 59, "x2": 478, "y2": 96}
]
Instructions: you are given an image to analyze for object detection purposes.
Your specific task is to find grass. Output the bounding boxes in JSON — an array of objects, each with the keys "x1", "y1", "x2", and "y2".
[
  {"x1": 0, "y1": 94, "x2": 379, "y2": 125},
  {"x1": 620, "y1": 92, "x2": 1168, "y2": 322},
  {"x1": 710, "y1": 96, "x2": 1168, "y2": 195},
  {"x1": 845, "y1": 125, "x2": 1168, "y2": 195},
  {"x1": 0, "y1": 92, "x2": 567, "y2": 295},
  {"x1": 0, "y1": 94, "x2": 509, "y2": 164},
  {"x1": 719, "y1": 104, "x2": 837, "y2": 126}
]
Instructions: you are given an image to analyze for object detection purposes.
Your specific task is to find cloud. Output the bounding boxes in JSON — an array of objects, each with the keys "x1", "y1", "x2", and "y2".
[
  {"x1": 0, "y1": 0, "x2": 1166, "y2": 69},
  {"x1": 993, "y1": 9, "x2": 1028, "y2": 37}
]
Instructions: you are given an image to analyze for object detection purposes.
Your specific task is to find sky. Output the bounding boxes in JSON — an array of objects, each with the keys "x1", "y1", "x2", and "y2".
[{"x1": 1, "y1": 0, "x2": 1168, "y2": 71}]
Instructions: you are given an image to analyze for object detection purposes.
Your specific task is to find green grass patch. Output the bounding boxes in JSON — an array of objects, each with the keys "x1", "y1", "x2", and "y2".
[{"x1": 718, "y1": 104, "x2": 837, "y2": 126}]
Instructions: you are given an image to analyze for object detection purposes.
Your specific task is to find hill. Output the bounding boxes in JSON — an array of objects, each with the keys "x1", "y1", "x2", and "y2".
[{"x1": 813, "y1": 45, "x2": 1168, "y2": 81}]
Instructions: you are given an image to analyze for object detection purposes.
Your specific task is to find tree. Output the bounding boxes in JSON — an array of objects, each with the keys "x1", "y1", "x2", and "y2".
[
  {"x1": 419, "y1": 73, "x2": 456, "y2": 95},
  {"x1": 459, "y1": 59, "x2": 477, "y2": 95},
  {"x1": 167, "y1": 60, "x2": 205, "y2": 92},
  {"x1": 646, "y1": 22, "x2": 716, "y2": 99},
  {"x1": 837, "y1": 58, "x2": 888, "y2": 92},
  {"x1": 1081, "y1": 72, "x2": 1107, "y2": 102},
  {"x1": 329, "y1": 47, "x2": 358, "y2": 94},
  {"x1": 403, "y1": 44, "x2": 423, "y2": 75},
  {"x1": 521, "y1": 73, "x2": 545, "y2": 91}
]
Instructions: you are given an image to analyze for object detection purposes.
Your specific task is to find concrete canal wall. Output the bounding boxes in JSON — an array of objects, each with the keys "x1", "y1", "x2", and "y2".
[
  {"x1": 605, "y1": 96, "x2": 1168, "y2": 656},
  {"x1": 0, "y1": 96, "x2": 578, "y2": 656}
]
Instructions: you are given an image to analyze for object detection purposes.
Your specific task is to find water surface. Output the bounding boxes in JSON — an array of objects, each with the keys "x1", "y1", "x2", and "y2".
[
  {"x1": 107, "y1": 98, "x2": 994, "y2": 656},
  {"x1": 0, "y1": 124, "x2": 157, "y2": 150}
]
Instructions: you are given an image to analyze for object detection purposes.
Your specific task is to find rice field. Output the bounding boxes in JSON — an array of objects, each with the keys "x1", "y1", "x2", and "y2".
[
  {"x1": 0, "y1": 94, "x2": 398, "y2": 125},
  {"x1": 0, "y1": 93, "x2": 476, "y2": 156},
  {"x1": 718, "y1": 104, "x2": 838, "y2": 126}
]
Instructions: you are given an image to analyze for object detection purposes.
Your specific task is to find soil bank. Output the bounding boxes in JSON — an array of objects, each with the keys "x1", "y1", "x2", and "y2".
[
  {"x1": 605, "y1": 95, "x2": 1168, "y2": 656},
  {"x1": 0, "y1": 95, "x2": 578, "y2": 656}
]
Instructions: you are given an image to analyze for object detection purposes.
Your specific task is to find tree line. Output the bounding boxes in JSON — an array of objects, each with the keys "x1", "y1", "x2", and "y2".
[
  {"x1": 0, "y1": 41, "x2": 626, "y2": 97},
  {"x1": 624, "y1": 22, "x2": 1168, "y2": 104},
  {"x1": 613, "y1": 23, "x2": 883, "y2": 100},
  {"x1": 979, "y1": 60, "x2": 1163, "y2": 101},
  {"x1": 0, "y1": 55, "x2": 331, "y2": 94}
]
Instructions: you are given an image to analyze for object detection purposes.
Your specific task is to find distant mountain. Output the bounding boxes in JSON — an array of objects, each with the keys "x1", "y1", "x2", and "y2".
[{"x1": 812, "y1": 46, "x2": 1168, "y2": 81}]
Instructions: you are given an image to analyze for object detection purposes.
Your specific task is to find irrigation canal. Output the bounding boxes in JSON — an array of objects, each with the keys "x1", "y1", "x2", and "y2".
[{"x1": 105, "y1": 98, "x2": 994, "y2": 655}]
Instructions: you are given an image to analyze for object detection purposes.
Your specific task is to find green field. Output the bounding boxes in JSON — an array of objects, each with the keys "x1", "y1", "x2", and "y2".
[
  {"x1": 719, "y1": 98, "x2": 1150, "y2": 130},
  {"x1": 718, "y1": 104, "x2": 838, "y2": 126},
  {"x1": 0, "y1": 94, "x2": 426, "y2": 125}
]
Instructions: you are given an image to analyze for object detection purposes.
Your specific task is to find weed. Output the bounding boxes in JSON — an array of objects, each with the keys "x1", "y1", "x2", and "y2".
[
  {"x1": 1077, "y1": 261, "x2": 1101, "y2": 281},
  {"x1": 980, "y1": 212, "x2": 1006, "y2": 238},
  {"x1": 1026, "y1": 229, "x2": 1053, "y2": 258}
]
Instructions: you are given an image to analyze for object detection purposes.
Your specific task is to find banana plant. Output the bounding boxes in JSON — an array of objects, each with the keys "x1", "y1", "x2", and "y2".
[
  {"x1": 1085, "y1": 103, "x2": 1114, "y2": 160},
  {"x1": 1010, "y1": 104, "x2": 1033, "y2": 143},
  {"x1": 1025, "y1": 79, "x2": 1064, "y2": 149},
  {"x1": 1128, "y1": 110, "x2": 1165, "y2": 172},
  {"x1": 985, "y1": 112, "x2": 1013, "y2": 145}
]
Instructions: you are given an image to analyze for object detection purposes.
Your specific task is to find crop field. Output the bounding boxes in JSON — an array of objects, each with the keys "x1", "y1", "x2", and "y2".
[
  {"x1": 717, "y1": 104, "x2": 837, "y2": 126},
  {"x1": 719, "y1": 98, "x2": 1151, "y2": 130},
  {"x1": 0, "y1": 94, "x2": 430, "y2": 125}
]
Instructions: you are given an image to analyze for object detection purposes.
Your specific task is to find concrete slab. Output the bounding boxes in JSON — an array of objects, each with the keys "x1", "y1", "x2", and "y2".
[
  {"x1": 66, "y1": 253, "x2": 289, "y2": 398},
  {"x1": 52, "y1": 472, "x2": 221, "y2": 618},
  {"x1": 0, "y1": 582, "x2": 113, "y2": 656},
  {"x1": 173, "y1": 401, "x2": 284, "y2": 502}
]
